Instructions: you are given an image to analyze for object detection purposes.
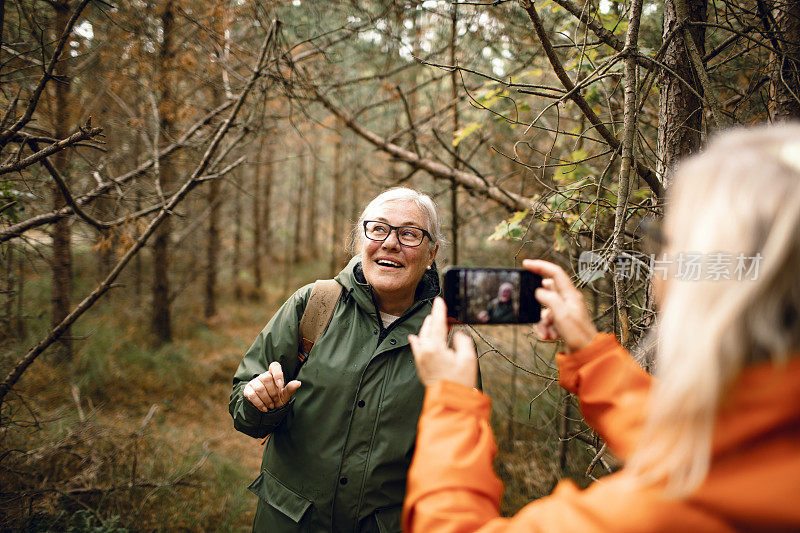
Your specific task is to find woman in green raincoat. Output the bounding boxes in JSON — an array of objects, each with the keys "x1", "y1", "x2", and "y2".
[{"x1": 230, "y1": 187, "x2": 449, "y2": 532}]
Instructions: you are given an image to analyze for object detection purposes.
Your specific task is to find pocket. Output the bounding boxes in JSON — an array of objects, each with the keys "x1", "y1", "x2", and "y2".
[
  {"x1": 373, "y1": 505, "x2": 402, "y2": 533},
  {"x1": 248, "y1": 469, "x2": 312, "y2": 523}
]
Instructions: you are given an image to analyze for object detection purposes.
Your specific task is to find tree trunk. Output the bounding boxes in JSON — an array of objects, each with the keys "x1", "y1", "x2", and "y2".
[
  {"x1": 132, "y1": 136, "x2": 143, "y2": 303},
  {"x1": 204, "y1": 5, "x2": 227, "y2": 317},
  {"x1": 307, "y1": 141, "x2": 319, "y2": 259},
  {"x1": 151, "y1": 0, "x2": 176, "y2": 344},
  {"x1": 16, "y1": 246, "x2": 24, "y2": 338},
  {"x1": 133, "y1": 176, "x2": 143, "y2": 302},
  {"x1": 2, "y1": 244, "x2": 12, "y2": 339},
  {"x1": 292, "y1": 153, "x2": 306, "y2": 265},
  {"x1": 204, "y1": 89, "x2": 223, "y2": 318},
  {"x1": 204, "y1": 167, "x2": 221, "y2": 317},
  {"x1": 95, "y1": 196, "x2": 114, "y2": 281},
  {"x1": 233, "y1": 179, "x2": 243, "y2": 301},
  {"x1": 449, "y1": 1, "x2": 460, "y2": 264},
  {"x1": 252, "y1": 141, "x2": 263, "y2": 291},
  {"x1": 657, "y1": 0, "x2": 707, "y2": 188},
  {"x1": 330, "y1": 120, "x2": 344, "y2": 276},
  {"x1": 348, "y1": 136, "x2": 360, "y2": 231},
  {"x1": 768, "y1": 0, "x2": 800, "y2": 120},
  {"x1": 262, "y1": 139, "x2": 273, "y2": 262},
  {"x1": 51, "y1": 0, "x2": 73, "y2": 358}
]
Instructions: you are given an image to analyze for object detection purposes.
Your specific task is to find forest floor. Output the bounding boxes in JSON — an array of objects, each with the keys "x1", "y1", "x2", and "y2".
[{"x1": 1, "y1": 259, "x2": 594, "y2": 531}]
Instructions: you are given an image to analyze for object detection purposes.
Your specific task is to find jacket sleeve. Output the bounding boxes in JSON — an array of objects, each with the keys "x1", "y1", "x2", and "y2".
[
  {"x1": 557, "y1": 333, "x2": 653, "y2": 459},
  {"x1": 228, "y1": 284, "x2": 312, "y2": 439},
  {"x1": 402, "y1": 335, "x2": 659, "y2": 533}
]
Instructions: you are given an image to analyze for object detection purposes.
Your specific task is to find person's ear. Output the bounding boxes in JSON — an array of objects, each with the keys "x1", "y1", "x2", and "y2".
[{"x1": 428, "y1": 243, "x2": 439, "y2": 265}]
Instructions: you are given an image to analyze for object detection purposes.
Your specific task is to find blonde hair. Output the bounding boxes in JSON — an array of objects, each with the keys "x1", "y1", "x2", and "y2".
[
  {"x1": 350, "y1": 187, "x2": 445, "y2": 254},
  {"x1": 625, "y1": 124, "x2": 800, "y2": 496}
]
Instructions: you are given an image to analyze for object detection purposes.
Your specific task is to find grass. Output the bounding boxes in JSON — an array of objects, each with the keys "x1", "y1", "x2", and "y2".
[{"x1": 0, "y1": 248, "x2": 321, "y2": 531}]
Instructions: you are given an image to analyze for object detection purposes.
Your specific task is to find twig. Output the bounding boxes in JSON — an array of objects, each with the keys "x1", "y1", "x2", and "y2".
[
  {"x1": 0, "y1": 120, "x2": 103, "y2": 176},
  {"x1": 28, "y1": 139, "x2": 115, "y2": 231},
  {"x1": 393, "y1": 85, "x2": 421, "y2": 156}
]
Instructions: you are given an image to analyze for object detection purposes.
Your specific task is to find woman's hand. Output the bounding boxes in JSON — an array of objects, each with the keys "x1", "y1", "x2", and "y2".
[
  {"x1": 243, "y1": 361, "x2": 302, "y2": 412},
  {"x1": 409, "y1": 297, "x2": 478, "y2": 388},
  {"x1": 523, "y1": 259, "x2": 598, "y2": 353}
]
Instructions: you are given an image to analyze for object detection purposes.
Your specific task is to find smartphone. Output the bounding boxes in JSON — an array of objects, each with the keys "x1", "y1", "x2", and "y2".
[{"x1": 443, "y1": 267, "x2": 542, "y2": 324}]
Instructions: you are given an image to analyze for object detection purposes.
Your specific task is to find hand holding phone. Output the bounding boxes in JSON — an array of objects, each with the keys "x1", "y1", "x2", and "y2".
[
  {"x1": 408, "y1": 298, "x2": 478, "y2": 388},
  {"x1": 523, "y1": 259, "x2": 598, "y2": 352}
]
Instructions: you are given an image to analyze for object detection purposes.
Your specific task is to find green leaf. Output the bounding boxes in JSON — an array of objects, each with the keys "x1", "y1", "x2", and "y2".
[
  {"x1": 553, "y1": 227, "x2": 567, "y2": 252},
  {"x1": 487, "y1": 210, "x2": 529, "y2": 241},
  {"x1": 453, "y1": 122, "x2": 482, "y2": 147}
]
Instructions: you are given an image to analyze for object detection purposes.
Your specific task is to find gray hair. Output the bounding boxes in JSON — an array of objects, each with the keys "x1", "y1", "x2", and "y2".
[
  {"x1": 350, "y1": 187, "x2": 446, "y2": 253},
  {"x1": 625, "y1": 123, "x2": 800, "y2": 496}
]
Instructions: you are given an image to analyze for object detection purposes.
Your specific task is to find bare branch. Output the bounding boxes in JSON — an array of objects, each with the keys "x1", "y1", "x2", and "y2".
[
  {"x1": 310, "y1": 81, "x2": 531, "y2": 213},
  {"x1": 0, "y1": 119, "x2": 103, "y2": 176},
  {"x1": 29, "y1": 139, "x2": 115, "y2": 231}
]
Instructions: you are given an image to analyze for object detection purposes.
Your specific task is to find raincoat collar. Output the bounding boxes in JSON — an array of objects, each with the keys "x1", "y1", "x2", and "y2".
[{"x1": 335, "y1": 255, "x2": 441, "y2": 317}]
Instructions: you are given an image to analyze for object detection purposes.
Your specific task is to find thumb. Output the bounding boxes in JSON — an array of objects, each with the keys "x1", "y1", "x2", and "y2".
[
  {"x1": 281, "y1": 380, "x2": 302, "y2": 403},
  {"x1": 452, "y1": 331, "x2": 476, "y2": 359},
  {"x1": 452, "y1": 332, "x2": 478, "y2": 389}
]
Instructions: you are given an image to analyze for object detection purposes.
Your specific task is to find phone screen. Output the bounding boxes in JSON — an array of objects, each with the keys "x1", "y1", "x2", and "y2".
[{"x1": 443, "y1": 267, "x2": 542, "y2": 324}]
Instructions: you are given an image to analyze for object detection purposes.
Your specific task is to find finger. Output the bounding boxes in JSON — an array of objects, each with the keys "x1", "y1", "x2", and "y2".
[
  {"x1": 542, "y1": 278, "x2": 555, "y2": 290},
  {"x1": 523, "y1": 259, "x2": 574, "y2": 294},
  {"x1": 408, "y1": 334, "x2": 419, "y2": 352},
  {"x1": 418, "y1": 313, "x2": 434, "y2": 339},
  {"x1": 428, "y1": 297, "x2": 448, "y2": 340},
  {"x1": 268, "y1": 361, "x2": 285, "y2": 390},
  {"x1": 244, "y1": 383, "x2": 269, "y2": 412},
  {"x1": 452, "y1": 333, "x2": 479, "y2": 388},
  {"x1": 532, "y1": 321, "x2": 547, "y2": 340},
  {"x1": 281, "y1": 380, "x2": 302, "y2": 404},
  {"x1": 534, "y1": 287, "x2": 566, "y2": 313},
  {"x1": 254, "y1": 379, "x2": 276, "y2": 410},
  {"x1": 245, "y1": 379, "x2": 272, "y2": 412},
  {"x1": 258, "y1": 372, "x2": 282, "y2": 405}
]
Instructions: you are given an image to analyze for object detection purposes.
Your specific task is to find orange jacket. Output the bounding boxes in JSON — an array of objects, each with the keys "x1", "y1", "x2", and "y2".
[{"x1": 403, "y1": 333, "x2": 800, "y2": 532}]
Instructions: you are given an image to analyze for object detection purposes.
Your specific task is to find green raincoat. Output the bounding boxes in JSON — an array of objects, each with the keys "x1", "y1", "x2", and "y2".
[{"x1": 230, "y1": 256, "x2": 442, "y2": 532}]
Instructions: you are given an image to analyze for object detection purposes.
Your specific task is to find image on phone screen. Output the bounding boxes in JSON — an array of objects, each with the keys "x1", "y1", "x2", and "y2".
[{"x1": 443, "y1": 267, "x2": 542, "y2": 324}]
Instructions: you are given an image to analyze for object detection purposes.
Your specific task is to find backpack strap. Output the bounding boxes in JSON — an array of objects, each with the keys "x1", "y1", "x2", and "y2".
[{"x1": 297, "y1": 279, "x2": 342, "y2": 366}]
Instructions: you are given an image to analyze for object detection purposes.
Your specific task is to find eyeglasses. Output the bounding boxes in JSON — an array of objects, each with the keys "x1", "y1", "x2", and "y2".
[{"x1": 363, "y1": 220, "x2": 433, "y2": 247}]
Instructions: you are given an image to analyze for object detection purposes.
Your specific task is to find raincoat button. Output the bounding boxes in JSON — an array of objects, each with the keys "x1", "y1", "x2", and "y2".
[
  {"x1": 358, "y1": 400, "x2": 365, "y2": 408},
  {"x1": 340, "y1": 477, "x2": 348, "y2": 485},
  {"x1": 389, "y1": 338, "x2": 397, "y2": 345},
  {"x1": 373, "y1": 329, "x2": 379, "y2": 335}
]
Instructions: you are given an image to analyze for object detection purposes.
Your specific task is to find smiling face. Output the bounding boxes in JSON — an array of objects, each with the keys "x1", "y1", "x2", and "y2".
[
  {"x1": 360, "y1": 199, "x2": 438, "y2": 315},
  {"x1": 498, "y1": 283, "x2": 513, "y2": 303}
]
